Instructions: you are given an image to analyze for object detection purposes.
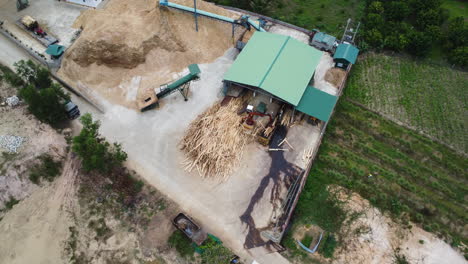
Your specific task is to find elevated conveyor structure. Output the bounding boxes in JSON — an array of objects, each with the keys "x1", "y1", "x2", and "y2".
[
  {"x1": 138, "y1": 64, "x2": 201, "y2": 112},
  {"x1": 159, "y1": 0, "x2": 265, "y2": 32}
]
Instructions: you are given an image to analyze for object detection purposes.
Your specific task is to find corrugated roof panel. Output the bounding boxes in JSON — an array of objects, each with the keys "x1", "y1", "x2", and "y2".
[
  {"x1": 224, "y1": 32, "x2": 287, "y2": 87},
  {"x1": 261, "y1": 38, "x2": 323, "y2": 105},
  {"x1": 312, "y1": 32, "x2": 336, "y2": 46},
  {"x1": 333, "y1": 44, "x2": 359, "y2": 64},
  {"x1": 295, "y1": 86, "x2": 338, "y2": 122}
]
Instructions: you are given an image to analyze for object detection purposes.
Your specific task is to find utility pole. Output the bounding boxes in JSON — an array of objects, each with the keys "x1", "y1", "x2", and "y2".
[{"x1": 194, "y1": 0, "x2": 198, "y2": 32}]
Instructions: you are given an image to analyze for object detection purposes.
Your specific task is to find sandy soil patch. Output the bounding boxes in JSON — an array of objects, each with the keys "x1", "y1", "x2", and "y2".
[
  {"x1": 0, "y1": 155, "x2": 78, "y2": 264},
  {"x1": 332, "y1": 188, "x2": 466, "y2": 264},
  {"x1": 0, "y1": 81, "x2": 67, "y2": 210}
]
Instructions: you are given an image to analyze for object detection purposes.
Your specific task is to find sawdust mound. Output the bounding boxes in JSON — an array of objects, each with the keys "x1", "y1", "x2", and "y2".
[
  {"x1": 70, "y1": 35, "x2": 186, "y2": 69},
  {"x1": 59, "y1": 0, "x2": 238, "y2": 109},
  {"x1": 180, "y1": 97, "x2": 251, "y2": 181},
  {"x1": 325, "y1": 68, "x2": 346, "y2": 88}
]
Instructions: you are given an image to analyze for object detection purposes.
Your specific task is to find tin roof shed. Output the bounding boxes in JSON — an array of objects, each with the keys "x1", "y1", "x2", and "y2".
[
  {"x1": 295, "y1": 86, "x2": 338, "y2": 122},
  {"x1": 333, "y1": 43, "x2": 359, "y2": 64},
  {"x1": 46, "y1": 44, "x2": 65, "y2": 57},
  {"x1": 311, "y1": 32, "x2": 336, "y2": 51},
  {"x1": 224, "y1": 31, "x2": 323, "y2": 106}
]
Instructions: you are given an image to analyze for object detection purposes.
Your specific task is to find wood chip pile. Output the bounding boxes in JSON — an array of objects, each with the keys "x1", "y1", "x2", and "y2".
[{"x1": 180, "y1": 98, "x2": 251, "y2": 181}]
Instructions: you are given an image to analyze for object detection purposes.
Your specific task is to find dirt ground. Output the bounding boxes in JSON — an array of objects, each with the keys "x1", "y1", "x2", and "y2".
[
  {"x1": 59, "y1": 0, "x2": 242, "y2": 110},
  {"x1": 293, "y1": 187, "x2": 468, "y2": 264},
  {"x1": 0, "y1": 154, "x2": 77, "y2": 264},
  {"x1": 0, "y1": 81, "x2": 67, "y2": 211}
]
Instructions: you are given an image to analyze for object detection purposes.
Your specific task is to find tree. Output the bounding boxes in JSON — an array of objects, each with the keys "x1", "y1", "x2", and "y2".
[
  {"x1": 198, "y1": 237, "x2": 233, "y2": 264},
  {"x1": 365, "y1": 13, "x2": 385, "y2": 30},
  {"x1": 364, "y1": 28, "x2": 384, "y2": 48},
  {"x1": 14, "y1": 60, "x2": 37, "y2": 84},
  {"x1": 35, "y1": 67, "x2": 52, "y2": 89},
  {"x1": 445, "y1": 17, "x2": 467, "y2": 50},
  {"x1": 72, "y1": 114, "x2": 127, "y2": 173},
  {"x1": 368, "y1": 1, "x2": 384, "y2": 14},
  {"x1": 14, "y1": 59, "x2": 52, "y2": 89},
  {"x1": 405, "y1": 30, "x2": 431, "y2": 57},
  {"x1": 385, "y1": 1, "x2": 410, "y2": 22},
  {"x1": 448, "y1": 46, "x2": 467, "y2": 67},
  {"x1": 19, "y1": 82, "x2": 70, "y2": 126},
  {"x1": 415, "y1": 9, "x2": 442, "y2": 30}
]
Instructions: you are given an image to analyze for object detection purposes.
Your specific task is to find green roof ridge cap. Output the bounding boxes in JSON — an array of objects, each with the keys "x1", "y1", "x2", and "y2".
[{"x1": 258, "y1": 36, "x2": 291, "y2": 88}]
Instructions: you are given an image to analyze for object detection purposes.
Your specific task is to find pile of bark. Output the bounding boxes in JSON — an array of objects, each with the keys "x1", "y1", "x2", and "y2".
[{"x1": 180, "y1": 98, "x2": 251, "y2": 181}]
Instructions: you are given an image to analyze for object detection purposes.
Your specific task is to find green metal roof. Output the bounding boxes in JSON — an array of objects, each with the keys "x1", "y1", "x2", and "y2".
[
  {"x1": 312, "y1": 32, "x2": 336, "y2": 47},
  {"x1": 295, "y1": 86, "x2": 338, "y2": 122},
  {"x1": 46, "y1": 44, "x2": 64, "y2": 56},
  {"x1": 333, "y1": 44, "x2": 359, "y2": 64},
  {"x1": 224, "y1": 32, "x2": 323, "y2": 106}
]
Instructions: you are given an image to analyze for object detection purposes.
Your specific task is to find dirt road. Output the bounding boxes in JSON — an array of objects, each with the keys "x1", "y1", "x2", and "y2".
[
  {"x1": 0, "y1": 156, "x2": 78, "y2": 264},
  {"x1": 0, "y1": 34, "x2": 37, "y2": 69}
]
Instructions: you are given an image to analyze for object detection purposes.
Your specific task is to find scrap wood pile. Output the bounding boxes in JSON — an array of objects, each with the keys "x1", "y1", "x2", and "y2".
[{"x1": 180, "y1": 97, "x2": 251, "y2": 180}]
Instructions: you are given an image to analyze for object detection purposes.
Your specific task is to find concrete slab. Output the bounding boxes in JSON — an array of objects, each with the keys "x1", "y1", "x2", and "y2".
[
  {"x1": 0, "y1": 34, "x2": 38, "y2": 69},
  {"x1": 313, "y1": 52, "x2": 337, "y2": 95},
  {"x1": 269, "y1": 24, "x2": 309, "y2": 44}
]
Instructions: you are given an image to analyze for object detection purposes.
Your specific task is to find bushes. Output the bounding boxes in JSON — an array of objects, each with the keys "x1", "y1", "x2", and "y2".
[
  {"x1": 9, "y1": 60, "x2": 71, "y2": 127},
  {"x1": 320, "y1": 234, "x2": 337, "y2": 258},
  {"x1": 4, "y1": 196, "x2": 19, "y2": 210},
  {"x1": 29, "y1": 154, "x2": 62, "y2": 184},
  {"x1": 361, "y1": 0, "x2": 467, "y2": 66},
  {"x1": 198, "y1": 235, "x2": 233, "y2": 264},
  {"x1": 19, "y1": 83, "x2": 70, "y2": 126},
  {"x1": 72, "y1": 114, "x2": 127, "y2": 173},
  {"x1": 168, "y1": 230, "x2": 195, "y2": 259}
]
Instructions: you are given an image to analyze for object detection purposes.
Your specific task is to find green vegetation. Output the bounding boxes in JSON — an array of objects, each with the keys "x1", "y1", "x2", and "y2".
[
  {"x1": 198, "y1": 235, "x2": 233, "y2": 264},
  {"x1": 72, "y1": 113, "x2": 127, "y2": 173},
  {"x1": 4, "y1": 196, "x2": 19, "y2": 210},
  {"x1": 283, "y1": 177, "x2": 346, "y2": 260},
  {"x1": 168, "y1": 231, "x2": 234, "y2": 263},
  {"x1": 300, "y1": 234, "x2": 313, "y2": 247},
  {"x1": 285, "y1": 100, "x2": 467, "y2": 259},
  {"x1": 10, "y1": 60, "x2": 71, "y2": 127},
  {"x1": 73, "y1": 113, "x2": 144, "y2": 209},
  {"x1": 88, "y1": 218, "x2": 112, "y2": 241},
  {"x1": 361, "y1": 0, "x2": 467, "y2": 67},
  {"x1": 168, "y1": 230, "x2": 195, "y2": 259},
  {"x1": 0, "y1": 152, "x2": 18, "y2": 175},
  {"x1": 346, "y1": 53, "x2": 468, "y2": 153},
  {"x1": 393, "y1": 250, "x2": 410, "y2": 264},
  {"x1": 208, "y1": 0, "x2": 364, "y2": 36},
  {"x1": 442, "y1": 0, "x2": 467, "y2": 19},
  {"x1": 321, "y1": 234, "x2": 337, "y2": 259},
  {"x1": 29, "y1": 154, "x2": 63, "y2": 184},
  {"x1": 0, "y1": 64, "x2": 24, "y2": 87}
]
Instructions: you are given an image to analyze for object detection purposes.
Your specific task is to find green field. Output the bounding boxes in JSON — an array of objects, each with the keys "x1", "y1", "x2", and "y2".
[
  {"x1": 284, "y1": 100, "x2": 468, "y2": 260},
  {"x1": 442, "y1": 0, "x2": 468, "y2": 19},
  {"x1": 345, "y1": 53, "x2": 468, "y2": 154},
  {"x1": 267, "y1": 0, "x2": 364, "y2": 36},
  {"x1": 209, "y1": 0, "x2": 364, "y2": 37}
]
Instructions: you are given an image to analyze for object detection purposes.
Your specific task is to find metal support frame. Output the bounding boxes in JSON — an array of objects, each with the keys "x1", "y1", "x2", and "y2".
[
  {"x1": 341, "y1": 18, "x2": 361, "y2": 44},
  {"x1": 193, "y1": 0, "x2": 198, "y2": 32},
  {"x1": 231, "y1": 23, "x2": 235, "y2": 39}
]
